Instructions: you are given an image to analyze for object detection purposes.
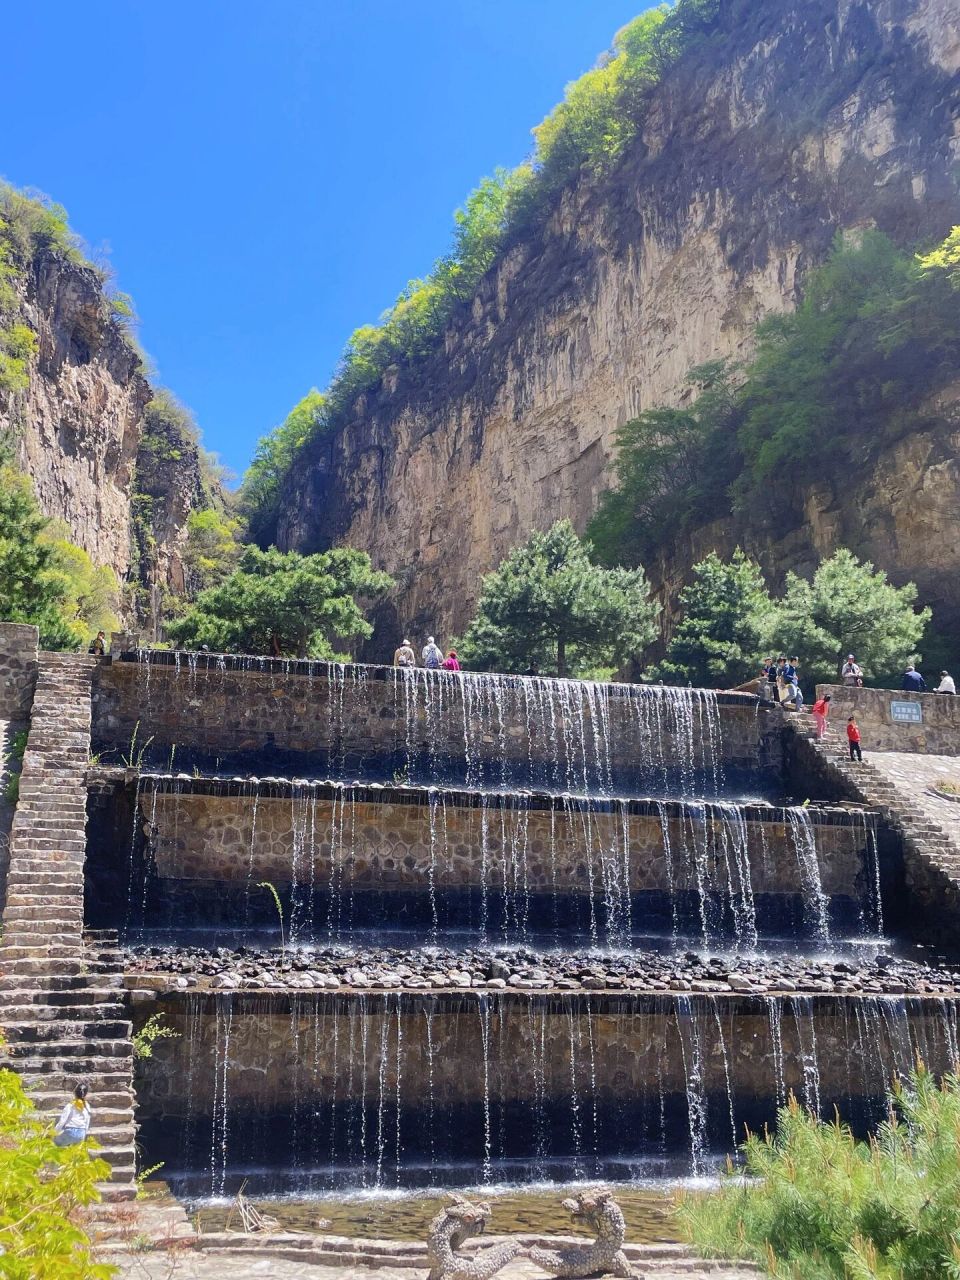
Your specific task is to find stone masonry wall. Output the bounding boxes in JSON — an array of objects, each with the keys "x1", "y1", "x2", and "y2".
[
  {"x1": 0, "y1": 624, "x2": 39, "y2": 723},
  {"x1": 815, "y1": 684, "x2": 960, "y2": 754},
  {"x1": 91, "y1": 658, "x2": 779, "y2": 783},
  {"x1": 139, "y1": 788, "x2": 868, "y2": 901},
  {"x1": 136, "y1": 990, "x2": 959, "y2": 1123}
]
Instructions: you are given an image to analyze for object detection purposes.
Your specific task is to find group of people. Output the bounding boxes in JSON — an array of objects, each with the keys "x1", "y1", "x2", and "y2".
[
  {"x1": 899, "y1": 663, "x2": 955, "y2": 694},
  {"x1": 393, "y1": 635, "x2": 460, "y2": 671},
  {"x1": 758, "y1": 656, "x2": 805, "y2": 711}
]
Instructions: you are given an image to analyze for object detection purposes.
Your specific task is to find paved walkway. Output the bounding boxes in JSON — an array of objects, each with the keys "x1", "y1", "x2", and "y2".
[
  {"x1": 867, "y1": 751, "x2": 960, "y2": 847},
  {"x1": 106, "y1": 1252, "x2": 760, "y2": 1279}
]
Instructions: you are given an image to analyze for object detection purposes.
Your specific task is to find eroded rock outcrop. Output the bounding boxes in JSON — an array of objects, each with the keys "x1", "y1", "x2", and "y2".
[
  {"x1": 0, "y1": 248, "x2": 213, "y2": 623},
  {"x1": 278, "y1": 0, "x2": 960, "y2": 652}
]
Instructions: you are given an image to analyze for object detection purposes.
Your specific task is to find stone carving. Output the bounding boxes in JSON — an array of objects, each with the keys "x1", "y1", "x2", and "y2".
[
  {"x1": 426, "y1": 1194, "x2": 526, "y2": 1280},
  {"x1": 528, "y1": 1191, "x2": 632, "y2": 1278}
]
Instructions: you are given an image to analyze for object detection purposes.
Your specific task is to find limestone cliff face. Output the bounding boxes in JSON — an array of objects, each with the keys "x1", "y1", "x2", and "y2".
[
  {"x1": 0, "y1": 248, "x2": 210, "y2": 621},
  {"x1": 278, "y1": 0, "x2": 960, "y2": 653}
]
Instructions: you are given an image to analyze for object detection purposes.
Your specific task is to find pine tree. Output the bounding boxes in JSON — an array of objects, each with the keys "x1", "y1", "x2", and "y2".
[
  {"x1": 660, "y1": 549, "x2": 771, "y2": 688},
  {"x1": 458, "y1": 519, "x2": 658, "y2": 677}
]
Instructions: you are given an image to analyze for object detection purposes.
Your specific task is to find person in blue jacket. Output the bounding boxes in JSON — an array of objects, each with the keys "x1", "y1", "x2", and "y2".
[{"x1": 901, "y1": 664, "x2": 926, "y2": 692}]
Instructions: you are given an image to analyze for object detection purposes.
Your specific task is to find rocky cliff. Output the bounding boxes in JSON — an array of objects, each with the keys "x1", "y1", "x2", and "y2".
[
  {"x1": 0, "y1": 245, "x2": 213, "y2": 627},
  {"x1": 278, "y1": 0, "x2": 960, "y2": 653}
]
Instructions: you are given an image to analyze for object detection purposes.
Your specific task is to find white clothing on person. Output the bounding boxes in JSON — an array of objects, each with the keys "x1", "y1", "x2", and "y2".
[
  {"x1": 422, "y1": 640, "x2": 443, "y2": 669},
  {"x1": 841, "y1": 660, "x2": 863, "y2": 686},
  {"x1": 937, "y1": 674, "x2": 957, "y2": 694},
  {"x1": 54, "y1": 1100, "x2": 91, "y2": 1146}
]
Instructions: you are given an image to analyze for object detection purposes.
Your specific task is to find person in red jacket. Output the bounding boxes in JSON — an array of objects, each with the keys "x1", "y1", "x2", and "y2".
[
  {"x1": 811, "y1": 693, "x2": 832, "y2": 739},
  {"x1": 846, "y1": 716, "x2": 863, "y2": 762}
]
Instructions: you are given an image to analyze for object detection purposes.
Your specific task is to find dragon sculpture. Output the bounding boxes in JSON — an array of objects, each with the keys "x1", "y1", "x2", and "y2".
[
  {"x1": 426, "y1": 1193, "x2": 527, "y2": 1280},
  {"x1": 527, "y1": 1190, "x2": 633, "y2": 1278}
]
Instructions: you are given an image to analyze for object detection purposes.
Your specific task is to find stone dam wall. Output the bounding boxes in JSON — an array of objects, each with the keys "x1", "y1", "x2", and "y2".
[
  {"x1": 815, "y1": 684, "x2": 960, "y2": 755},
  {"x1": 90, "y1": 654, "x2": 781, "y2": 788},
  {"x1": 134, "y1": 989, "x2": 960, "y2": 1189}
]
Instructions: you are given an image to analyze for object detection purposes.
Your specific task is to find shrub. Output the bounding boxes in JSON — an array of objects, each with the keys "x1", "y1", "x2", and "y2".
[
  {"x1": 678, "y1": 1063, "x2": 960, "y2": 1280},
  {"x1": 0, "y1": 1038, "x2": 114, "y2": 1278}
]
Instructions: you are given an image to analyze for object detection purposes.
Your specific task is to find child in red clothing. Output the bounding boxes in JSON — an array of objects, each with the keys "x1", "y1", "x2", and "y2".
[
  {"x1": 811, "y1": 694, "x2": 831, "y2": 739},
  {"x1": 846, "y1": 715, "x2": 863, "y2": 761}
]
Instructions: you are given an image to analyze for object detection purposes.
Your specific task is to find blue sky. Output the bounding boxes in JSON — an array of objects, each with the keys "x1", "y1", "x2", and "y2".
[{"x1": 5, "y1": 2, "x2": 644, "y2": 478}]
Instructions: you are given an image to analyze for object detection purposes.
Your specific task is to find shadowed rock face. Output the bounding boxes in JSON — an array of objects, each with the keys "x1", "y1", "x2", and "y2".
[
  {"x1": 276, "y1": 0, "x2": 960, "y2": 654},
  {"x1": 0, "y1": 249, "x2": 212, "y2": 615}
]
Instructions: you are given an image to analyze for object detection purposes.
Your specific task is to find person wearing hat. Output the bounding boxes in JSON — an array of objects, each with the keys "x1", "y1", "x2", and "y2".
[
  {"x1": 393, "y1": 638, "x2": 415, "y2": 667},
  {"x1": 841, "y1": 655, "x2": 863, "y2": 687}
]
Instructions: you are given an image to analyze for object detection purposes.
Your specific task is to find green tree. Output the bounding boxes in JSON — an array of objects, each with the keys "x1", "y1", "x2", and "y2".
[
  {"x1": 679, "y1": 1063, "x2": 960, "y2": 1280},
  {"x1": 0, "y1": 1048, "x2": 114, "y2": 1279},
  {"x1": 660, "y1": 549, "x2": 772, "y2": 688},
  {"x1": 588, "y1": 361, "x2": 741, "y2": 566},
  {"x1": 40, "y1": 523, "x2": 121, "y2": 647},
  {"x1": 767, "y1": 548, "x2": 930, "y2": 686},
  {"x1": 458, "y1": 519, "x2": 657, "y2": 677},
  {"x1": 0, "y1": 466, "x2": 79, "y2": 649},
  {"x1": 165, "y1": 544, "x2": 393, "y2": 659},
  {"x1": 182, "y1": 508, "x2": 244, "y2": 592}
]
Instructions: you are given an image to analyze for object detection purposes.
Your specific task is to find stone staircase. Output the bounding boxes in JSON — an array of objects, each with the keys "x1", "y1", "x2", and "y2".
[
  {"x1": 787, "y1": 717, "x2": 960, "y2": 928},
  {"x1": 0, "y1": 653, "x2": 137, "y2": 1198}
]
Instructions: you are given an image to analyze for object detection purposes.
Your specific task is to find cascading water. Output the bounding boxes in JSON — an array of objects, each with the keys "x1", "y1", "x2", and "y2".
[
  {"x1": 145, "y1": 989, "x2": 958, "y2": 1198},
  {"x1": 107, "y1": 650, "x2": 917, "y2": 1201}
]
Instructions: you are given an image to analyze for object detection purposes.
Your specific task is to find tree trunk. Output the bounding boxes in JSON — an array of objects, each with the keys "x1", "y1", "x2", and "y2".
[{"x1": 557, "y1": 636, "x2": 567, "y2": 679}]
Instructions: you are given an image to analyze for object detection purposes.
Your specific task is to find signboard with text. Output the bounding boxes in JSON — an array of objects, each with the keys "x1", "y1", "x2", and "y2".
[{"x1": 890, "y1": 700, "x2": 923, "y2": 724}]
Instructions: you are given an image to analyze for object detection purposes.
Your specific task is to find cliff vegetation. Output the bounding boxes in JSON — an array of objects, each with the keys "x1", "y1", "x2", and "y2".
[
  {"x1": 0, "y1": 181, "x2": 227, "y2": 630},
  {"x1": 588, "y1": 227, "x2": 960, "y2": 568}
]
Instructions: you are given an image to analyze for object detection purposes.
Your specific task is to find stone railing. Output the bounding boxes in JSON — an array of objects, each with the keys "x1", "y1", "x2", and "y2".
[{"x1": 814, "y1": 684, "x2": 960, "y2": 754}]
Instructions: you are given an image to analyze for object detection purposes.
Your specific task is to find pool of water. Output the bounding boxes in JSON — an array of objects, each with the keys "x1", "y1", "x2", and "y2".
[{"x1": 189, "y1": 1181, "x2": 682, "y2": 1242}]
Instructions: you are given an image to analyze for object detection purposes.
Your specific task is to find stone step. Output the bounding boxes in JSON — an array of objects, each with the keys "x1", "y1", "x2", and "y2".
[
  {"x1": 7, "y1": 1038, "x2": 134, "y2": 1061},
  {"x1": 29, "y1": 1087, "x2": 134, "y2": 1109},
  {"x1": 7, "y1": 1053, "x2": 134, "y2": 1073},
  {"x1": 2, "y1": 1003, "x2": 126, "y2": 1023},
  {"x1": 1, "y1": 1020, "x2": 132, "y2": 1043},
  {"x1": 3, "y1": 904, "x2": 85, "y2": 922},
  {"x1": 0, "y1": 956, "x2": 84, "y2": 975}
]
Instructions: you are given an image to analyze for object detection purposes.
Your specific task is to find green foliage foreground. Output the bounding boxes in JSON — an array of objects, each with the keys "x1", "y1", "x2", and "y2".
[
  {"x1": 678, "y1": 1064, "x2": 960, "y2": 1280},
  {"x1": 0, "y1": 1057, "x2": 113, "y2": 1279}
]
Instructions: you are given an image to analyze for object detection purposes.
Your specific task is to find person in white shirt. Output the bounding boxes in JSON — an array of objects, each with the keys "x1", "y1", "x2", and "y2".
[
  {"x1": 936, "y1": 670, "x2": 956, "y2": 694},
  {"x1": 54, "y1": 1084, "x2": 91, "y2": 1147},
  {"x1": 422, "y1": 636, "x2": 443, "y2": 669}
]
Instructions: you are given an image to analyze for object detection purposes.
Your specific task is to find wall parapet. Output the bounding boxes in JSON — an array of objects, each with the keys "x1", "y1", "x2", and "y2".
[
  {"x1": 0, "y1": 624, "x2": 39, "y2": 722},
  {"x1": 814, "y1": 684, "x2": 960, "y2": 754}
]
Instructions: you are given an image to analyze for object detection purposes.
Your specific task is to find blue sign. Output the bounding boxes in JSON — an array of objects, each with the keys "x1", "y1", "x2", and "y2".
[{"x1": 891, "y1": 700, "x2": 922, "y2": 724}]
